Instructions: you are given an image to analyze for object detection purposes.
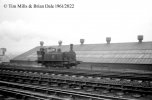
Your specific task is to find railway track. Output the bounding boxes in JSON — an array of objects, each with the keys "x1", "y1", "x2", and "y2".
[
  {"x1": 0, "y1": 65, "x2": 152, "y2": 100},
  {"x1": 0, "y1": 86, "x2": 62, "y2": 100},
  {"x1": 0, "y1": 67, "x2": 152, "y2": 88},
  {"x1": 0, "y1": 80, "x2": 137, "y2": 100},
  {"x1": 0, "y1": 68, "x2": 151, "y2": 100},
  {"x1": 0, "y1": 65, "x2": 152, "y2": 81}
]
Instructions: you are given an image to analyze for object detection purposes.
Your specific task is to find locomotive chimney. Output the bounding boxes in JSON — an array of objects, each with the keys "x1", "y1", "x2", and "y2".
[
  {"x1": 58, "y1": 40, "x2": 62, "y2": 46},
  {"x1": 70, "y1": 44, "x2": 73, "y2": 51},
  {"x1": 80, "y1": 39, "x2": 84, "y2": 45},
  {"x1": 138, "y1": 35, "x2": 143, "y2": 43},
  {"x1": 40, "y1": 41, "x2": 44, "y2": 46},
  {"x1": 106, "y1": 37, "x2": 111, "y2": 44}
]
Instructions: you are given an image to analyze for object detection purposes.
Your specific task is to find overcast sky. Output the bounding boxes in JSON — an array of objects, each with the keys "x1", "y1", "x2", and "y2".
[{"x1": 0, "y1": 0, "x2": 152, "y2": 55}]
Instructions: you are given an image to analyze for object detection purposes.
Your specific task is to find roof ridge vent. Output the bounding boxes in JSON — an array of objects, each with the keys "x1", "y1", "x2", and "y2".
[
  {"x1": 58, "y1": 40, "x2": 62, "y2": 46},
  {"x1": 80, "y1": 39, "x2": 84, "y2": 45},
  {"x1": 137, "y1": 35, "x2": 143, "y2": 43},
  {"x1": 40, "y1": 41, "x2": 44, "y2": 46},
  {"x1": 106, "y1": 37, "x2": 111, "y2": 44}
]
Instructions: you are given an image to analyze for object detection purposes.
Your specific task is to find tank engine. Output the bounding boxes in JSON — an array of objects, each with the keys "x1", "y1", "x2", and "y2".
[{"x1": 37, "y1": 44, "x2": 77, "y2": 68}]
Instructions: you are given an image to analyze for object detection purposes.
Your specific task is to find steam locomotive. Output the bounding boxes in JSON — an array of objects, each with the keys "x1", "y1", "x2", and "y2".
[{"x1": 37, "y1": 44, "x2": 78, "y2": 68}]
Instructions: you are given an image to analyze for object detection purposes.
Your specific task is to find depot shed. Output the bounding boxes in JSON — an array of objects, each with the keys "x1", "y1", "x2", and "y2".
[{"x1": 11, "y1": 36, "x2": 152, "y2": 71}]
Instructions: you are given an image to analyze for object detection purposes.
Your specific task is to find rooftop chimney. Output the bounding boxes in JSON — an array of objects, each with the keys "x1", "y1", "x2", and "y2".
[
  {"x1": 137, "y1": 35, "x2": 143, "y2": 43},
  {"x1": 80, "y1": 39, "x2": 84, "y2": 45},
  {"x1": 1, "y1": 48, "x2": 6, "y2": 56},
  {"x1": 58, "y1": 40, "x2": 62, "y2": 46},
  {"x1": 40, "y1": 41, "x2": 44, "y2": 46},
  {"x1": 70, "y1": 44, "x2": 73, "y2": 51},
  {"x1": 106, "y1": 37, "x2": 111, "y2": 44}
]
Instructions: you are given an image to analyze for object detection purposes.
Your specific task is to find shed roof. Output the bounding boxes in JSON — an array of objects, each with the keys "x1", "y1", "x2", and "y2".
[{"x1": 12, "y1": 41, "x2": 152, "y2": 64}]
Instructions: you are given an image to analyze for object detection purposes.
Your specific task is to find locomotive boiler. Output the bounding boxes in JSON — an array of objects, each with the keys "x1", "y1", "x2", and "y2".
[{"x1": 37, "y1": 44, "x2": 78, "y2": 68}]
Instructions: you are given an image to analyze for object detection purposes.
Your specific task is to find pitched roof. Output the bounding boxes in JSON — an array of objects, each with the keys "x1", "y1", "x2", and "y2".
[{"x1": 12, "y1": 41, "x2": 152, "y2": 64}]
